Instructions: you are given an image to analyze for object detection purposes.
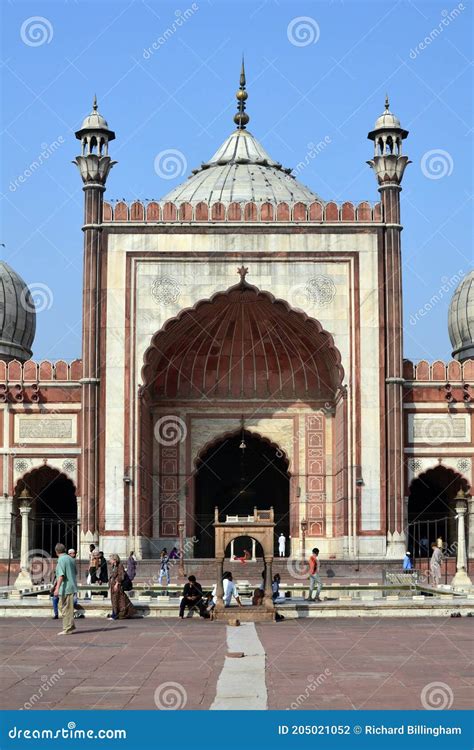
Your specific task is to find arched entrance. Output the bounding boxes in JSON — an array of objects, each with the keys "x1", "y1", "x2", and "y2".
[
  {"x1": 194, "y1": 432, "x2": 290, "y2": 557},
  {"x1": 407, "y1": 465, "x2": 469, "y2": 557},
  {"x1": 139, "y1": 271, "x2": 344, "y2": 554},
  {"x1": 14, "y1": 466, "x2": 78, "y2": 556}
]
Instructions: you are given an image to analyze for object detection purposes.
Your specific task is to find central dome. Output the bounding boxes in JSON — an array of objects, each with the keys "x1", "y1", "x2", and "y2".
[
  {"x1": 161, "y1": 129, "x2": 320, "y2": 205},
  {"x1": 161, "y1": 61, "x2": 320, "y2": 206}
]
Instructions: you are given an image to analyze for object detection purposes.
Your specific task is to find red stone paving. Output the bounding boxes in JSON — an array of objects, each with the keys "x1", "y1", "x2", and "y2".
[
  {"x1": 0, "y1": 617, "x2": 227, "y2": 710},
  {"x1": 258, "y1": 617, "x2": 473, "y2": 710},
  {"x1": 0, "y1": 617, "x2": 472, "y2": 711}
]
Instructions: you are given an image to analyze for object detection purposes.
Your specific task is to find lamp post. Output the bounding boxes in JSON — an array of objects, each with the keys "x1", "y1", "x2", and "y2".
[
  {"x1": 14, "y1": 488, "x2": 34, "y2": 590},
  {"x1": 452, "y1": 490, "x2": 472, "y2": 591},
  {"x1": 178, "y1": 519, "x2": 185, "y2": 578},
  {"x1": 300, "y1": 517, "x2": 308, "y2": 561}
]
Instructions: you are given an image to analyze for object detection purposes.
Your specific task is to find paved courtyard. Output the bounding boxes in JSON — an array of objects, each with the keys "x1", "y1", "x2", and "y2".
[{"x1": 0, "y1": 617, "x2": 472, "y2": 710}]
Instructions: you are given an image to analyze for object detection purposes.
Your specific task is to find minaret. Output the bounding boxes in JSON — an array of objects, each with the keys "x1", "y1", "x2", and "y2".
[
  {"x1": 367, "y1": 97, "x2": 410, "y2": 559},
  {"x1": 73, "y1": 97, "x2": 116, "y2": 553}
]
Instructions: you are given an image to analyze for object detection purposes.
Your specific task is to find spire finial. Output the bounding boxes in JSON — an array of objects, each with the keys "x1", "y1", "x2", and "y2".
[
  {"x1": 385, "y1": 93, "x2": 390, "y2": 111},
  {"x1": 93, "y1": 94, "x2": 98, "y2": 112},
  {"x1": 234, "y1": 57, "x2": 249, "y2": 130},
  {"x1": 237, "y1": 265, "x2": 249, "y2": 284}
]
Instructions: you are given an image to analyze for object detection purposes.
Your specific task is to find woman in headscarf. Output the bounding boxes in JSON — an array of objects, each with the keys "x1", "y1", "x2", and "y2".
[{"x1": 108, "y1": 554, "x2": 136, "y2": 620}]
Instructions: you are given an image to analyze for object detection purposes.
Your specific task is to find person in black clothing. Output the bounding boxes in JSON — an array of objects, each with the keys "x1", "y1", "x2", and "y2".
[
  {"x1": 90, "y1": 552, "x2": 109, "y2": 585},
  {"x1": 179, "y1": 575, "x2": 208, "y2": 619}
]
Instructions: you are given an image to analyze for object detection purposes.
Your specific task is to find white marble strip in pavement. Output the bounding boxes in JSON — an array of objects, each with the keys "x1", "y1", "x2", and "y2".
[{"x1": 210, "y1": 622, "x2": 267, "y2": 710}]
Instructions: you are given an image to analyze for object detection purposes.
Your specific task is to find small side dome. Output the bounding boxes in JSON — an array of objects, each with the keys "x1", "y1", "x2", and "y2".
[
  {"x1": 448, "y1": 271, "x2": 474, "y2": 362},
  {"x1": 0, "y1": 261, "x2": 36, "y2": 362}
]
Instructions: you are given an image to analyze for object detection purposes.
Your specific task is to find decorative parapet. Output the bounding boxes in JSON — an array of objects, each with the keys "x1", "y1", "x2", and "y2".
[
  {"x1": 102, "y1": 200, "x2": 383, "y2": 224},
  {"x1": 0, "y1": 359, "x2": 82, "y2": 383},
  {"x1": 403, "y1": 359, "x2": 473, "y2": 383},
  {"x1": 0, "y1": 360, "x2": 83, "y2": 402}
]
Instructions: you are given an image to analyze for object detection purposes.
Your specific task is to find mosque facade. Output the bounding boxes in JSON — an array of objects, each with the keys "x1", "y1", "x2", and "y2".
[{"x1": 0, "y1": 69, "x2": 472, "y2": 562}]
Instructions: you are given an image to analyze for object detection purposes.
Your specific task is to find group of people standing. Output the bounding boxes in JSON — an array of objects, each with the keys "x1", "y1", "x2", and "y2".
[{"x1": 51, "y1": 544, "x2": 140, "y2": 633}]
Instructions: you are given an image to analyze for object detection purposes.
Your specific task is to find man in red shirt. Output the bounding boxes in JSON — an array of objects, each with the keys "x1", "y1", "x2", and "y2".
[{"x1": 308, "y1": 547, "x2": 322, "y2": 602}]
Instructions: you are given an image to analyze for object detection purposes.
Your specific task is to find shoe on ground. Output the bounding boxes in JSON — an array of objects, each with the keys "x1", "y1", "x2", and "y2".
[
  {"x1": 57, "y1": 631, "x2": 74, "y2": 635},
  {"x1": 52, "y1": 615, "x2": 58, "y2": 620}
]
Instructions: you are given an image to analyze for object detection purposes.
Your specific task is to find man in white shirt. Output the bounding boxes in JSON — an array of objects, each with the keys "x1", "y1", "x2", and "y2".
[
  {"x1": 212, "y1": 572, "x2": 242, "y2": 608},
  {"x1": 278, "y1": 533, "x2": 286, "y2": 557}
]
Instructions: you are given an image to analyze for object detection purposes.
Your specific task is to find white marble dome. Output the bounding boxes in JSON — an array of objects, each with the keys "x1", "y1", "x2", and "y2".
[
  {"x1": 161, "y1": 129, "x2": 320, "y2": 205},
  {"x1": 448, "y1": 270, "x2": 474, "y2": 361},
  {"x1": 0, "y1": 261, "x2": 36, "y2": 362}
]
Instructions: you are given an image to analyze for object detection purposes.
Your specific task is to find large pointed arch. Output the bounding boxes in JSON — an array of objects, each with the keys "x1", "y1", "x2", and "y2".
[{"x1": 141, "y1": 278, "x2": 344, "y2": 400}]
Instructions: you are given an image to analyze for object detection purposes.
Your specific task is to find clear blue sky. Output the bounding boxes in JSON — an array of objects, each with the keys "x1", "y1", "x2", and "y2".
[{"x1": 1, "y1": 0, "x2": 472, "y2": 362}]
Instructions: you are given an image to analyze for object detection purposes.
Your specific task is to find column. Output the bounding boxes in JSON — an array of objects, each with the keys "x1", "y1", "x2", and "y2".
[
  {"x1": 467, "y1": 496, "x2": 474, "y2": 560},
  {"x1": 80, "y1": 183, "x2": 103, "y2": 551},
  {"x1": 452, "y1": 497, "x2": 472, "y2": 590},
  {"x1": 381, "y1": 184, "x2": 406, "y2": 558},
  {"x1": 263, "y1": 557, "x2": 274, "y2": 608},
  {"x1": 14, "y1": 501, "x2": 33, "y2": 589},
  {"x1": 215, "y1": 558, "x2": 224, "y2": 610}
]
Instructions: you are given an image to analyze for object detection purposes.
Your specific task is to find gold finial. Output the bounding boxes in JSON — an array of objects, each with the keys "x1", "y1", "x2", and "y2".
[
  {"x1": 385, "y1": 93, "x2": 390, "y2": 111},
  {"x1": 234, "y1": 57, "x2": 249, "y2": 130},
  {"x1": 93, "y1": 94, "x2": 98, "y2": 112}
]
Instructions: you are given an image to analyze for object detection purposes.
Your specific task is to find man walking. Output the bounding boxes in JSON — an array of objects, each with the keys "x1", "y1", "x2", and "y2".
[
  {"x1": 54, "y1": 543, "x2": 78, "y2": 635},
  {"x1": 278, "y1": 532, "x2": 286, "y2": 557},
  {"x1": 158, "y1": 549, "x2": 171, "y2": 585},
  {"x1": 308, "y1": 547, "x2": 322, "y2": 602}
]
